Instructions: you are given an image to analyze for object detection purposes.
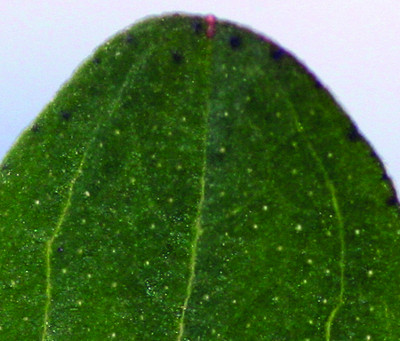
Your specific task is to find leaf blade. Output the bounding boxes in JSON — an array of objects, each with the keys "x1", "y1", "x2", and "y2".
[{"x1": 1, "y1": 14, "x2": 400, "y2": 340}]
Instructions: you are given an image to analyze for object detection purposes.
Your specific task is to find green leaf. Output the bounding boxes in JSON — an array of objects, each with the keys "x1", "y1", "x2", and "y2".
[{"x1": 1, "y1": 14, "x2": 400, "y2": 340}]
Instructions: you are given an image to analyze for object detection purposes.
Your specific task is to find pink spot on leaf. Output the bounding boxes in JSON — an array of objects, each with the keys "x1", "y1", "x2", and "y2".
[{"x1": 205, "y1": 15, "x2": 217, "y2": 38}]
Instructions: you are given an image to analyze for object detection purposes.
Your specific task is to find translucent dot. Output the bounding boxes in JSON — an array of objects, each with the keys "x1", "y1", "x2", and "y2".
[
  {"x1": 262, "y1": 205, "x2": 268, "y2": 211},
  {"x1": 111, "y1": 282, "x2": 117, "y2": 288},
  {"x1": 84, "y1": 191, "x2": 90, "y2": 197},
  {"x1": 232, "y1": 299, "x2": 237, "y2": 304},
  {"x1": 114, "y1": 129, "x2": 120, "y2": 135},
  {"x1": 145, "y1": 260, "x2": 150, "y2": 266},
  {"x1": 168, "y1": 197, "x2": 174, "y2": 203},
  {"x1": 23, "y1": 317, "x2": 29, "y2": 321},
  {"x1": 307, "y1": 259, "x2": 313, "y2": 264},
  {"x1": 366, "y1": 336, "x2": 371, "y2": 340},
  {"x1": 34, "y1": 200, "x2": 40, "y2": 205},
  {"x1": 355, "y1": 229, "x2": 360, "y2": 235},
  {"x1": 77, "y1": 248, "x2": 83, "y2": 254},
  {"x1": 203, "y1": 294, "x2": 210, "y2": 301},
  {"x1": 253, "y1": 224, "x2": 258, "y2": 229},
  {"x1": 111, "y1": 333, "x2": 116, "y2": 338},
  {"x1": 367, "y1": 270, "x2": 374, "y2": 277},
  {"x1": 295, "y1": 224, "x2": 302, "y2": 232},
  {"x1": 87, "y1": 273, "x2": 92, "y2": 279},
  {"x1": 62, "y1": 268, "x2": 67, "y2": 274},
  {"x1": 219, "y1": 147, "x2": 226, "y2": 153},
  {"x1": 77, "y1": 300, "x2": 83, "y2": 306},
  {"x1": 99, "y1": 142, "x2": 103, "y2": 148},
  {"x1": 224, "y1": 111, "x2": 229, "y2": 117},
  {"x1": 277, "y1": 246, "x2": 283, "y2": 251}
]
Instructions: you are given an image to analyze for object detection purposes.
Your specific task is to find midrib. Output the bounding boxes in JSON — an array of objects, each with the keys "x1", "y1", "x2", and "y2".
[{"x1": 176, "y1": 35, "x2": 213, "y2": 341}]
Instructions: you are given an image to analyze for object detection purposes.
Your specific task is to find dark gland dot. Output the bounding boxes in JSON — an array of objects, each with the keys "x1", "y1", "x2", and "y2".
[
  {"x1": 370, "y1": 150, "x2": 379, "y2": 160},
  {"x1": 125, "y1": 34, "x2": 134, "y2": 44},
  {"x1": 387, "y1": 195, "x2": 399, "y2": 206},
  {"x1": 192, "y1": 20, "x2": 203, "y2": 34},
  {"x1": 57, "y1": 247, "x2": 64, "y2": 252},
  {"x1": 1, "y1": 163, "x2": 10, "y2": 171},
  {"x1": 92, "y1": 57, "x2": 101, "y2": 64},
  {"x1": 271, "y1": 47, "x2": 286, "y2": 60},
  {"x1": 315, "y1": 80, "x2": 323, "y2": 89},
  {"x1": 381, "y1": 172, "x2": 390, "y2": 181},
  {"x1": 230, "y1": 36, "x2": 241, "y2": 49},
  {"x1": 348, "y1": 124, "x2": 362, "y2": 141},
  {"x1": 171, "y1": 51, "x2": 183, "y2": 64},
  {"x1": 61, "y1": 111, "x2": 71, "y2": 120},
  {"x1": 31, "y1": 123, "x2": 40, "y2": 133}
]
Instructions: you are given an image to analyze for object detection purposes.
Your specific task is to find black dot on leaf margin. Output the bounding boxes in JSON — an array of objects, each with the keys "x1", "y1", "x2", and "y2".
[
  {"x1": 387, "y1": 195, "x2": 399, "y2": 206},
  {"x1": 315, "y1": 80, "x2": 323, "y2": 89},
  {"x1": 171, "y1": 51, "x2": 184, "y2": 64},
  {"x1": 125, "y1": 33, "x2": 134, "y2": 44},
  {"x1": 230, "y1": 36, "x2": 241, "y2": 49},
  {"x1": 31, "y1": 124, "x2": 40, "y2": 133},
  {"x1": 271, "y1": 46, "x2": 286, "y2": 60},
  {"x1": 60, "y1": 111, "x2": 71, "y2": 121},
  {"x1": 1, "y1": 163, "x2": 10, "y2": 171},
  {"x1": 381, "y1": 172, "x2": 390, "y2": 181},
  {"x1": 192, "y1": 20, "x2": 203, "y2": 34},
  {"x1": 348, "y1": 124, "x2": 362, "y2": 141}
]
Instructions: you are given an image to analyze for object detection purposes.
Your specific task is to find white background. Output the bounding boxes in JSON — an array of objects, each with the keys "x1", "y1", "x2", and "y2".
[{"x1": 1, "y1": 1, "x2": 399, "y2": 191}]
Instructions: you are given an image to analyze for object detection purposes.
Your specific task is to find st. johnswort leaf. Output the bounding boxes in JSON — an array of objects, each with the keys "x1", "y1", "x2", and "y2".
[{"x1": 1, "y1": 13, "x2": 400, "y2": 340}]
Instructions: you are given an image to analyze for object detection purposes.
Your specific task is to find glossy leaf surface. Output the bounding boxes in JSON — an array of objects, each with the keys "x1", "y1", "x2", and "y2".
[{"x1": 1, "y1": 14, "x2": 400, "y2": 340}]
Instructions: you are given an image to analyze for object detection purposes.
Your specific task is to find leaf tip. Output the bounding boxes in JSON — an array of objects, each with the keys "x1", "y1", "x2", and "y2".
[{"x1": 205, "y1": 14, "x2": 217, "y2": 38}]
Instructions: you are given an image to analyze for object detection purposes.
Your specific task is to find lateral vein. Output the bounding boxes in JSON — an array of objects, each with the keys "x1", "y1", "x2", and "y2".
[
  {"x1": 291, "y1": 113, "x2": 345, "y2": 341},
  {"x1": 41, "y1": 152, "x2": 87, "y2": 341}
]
